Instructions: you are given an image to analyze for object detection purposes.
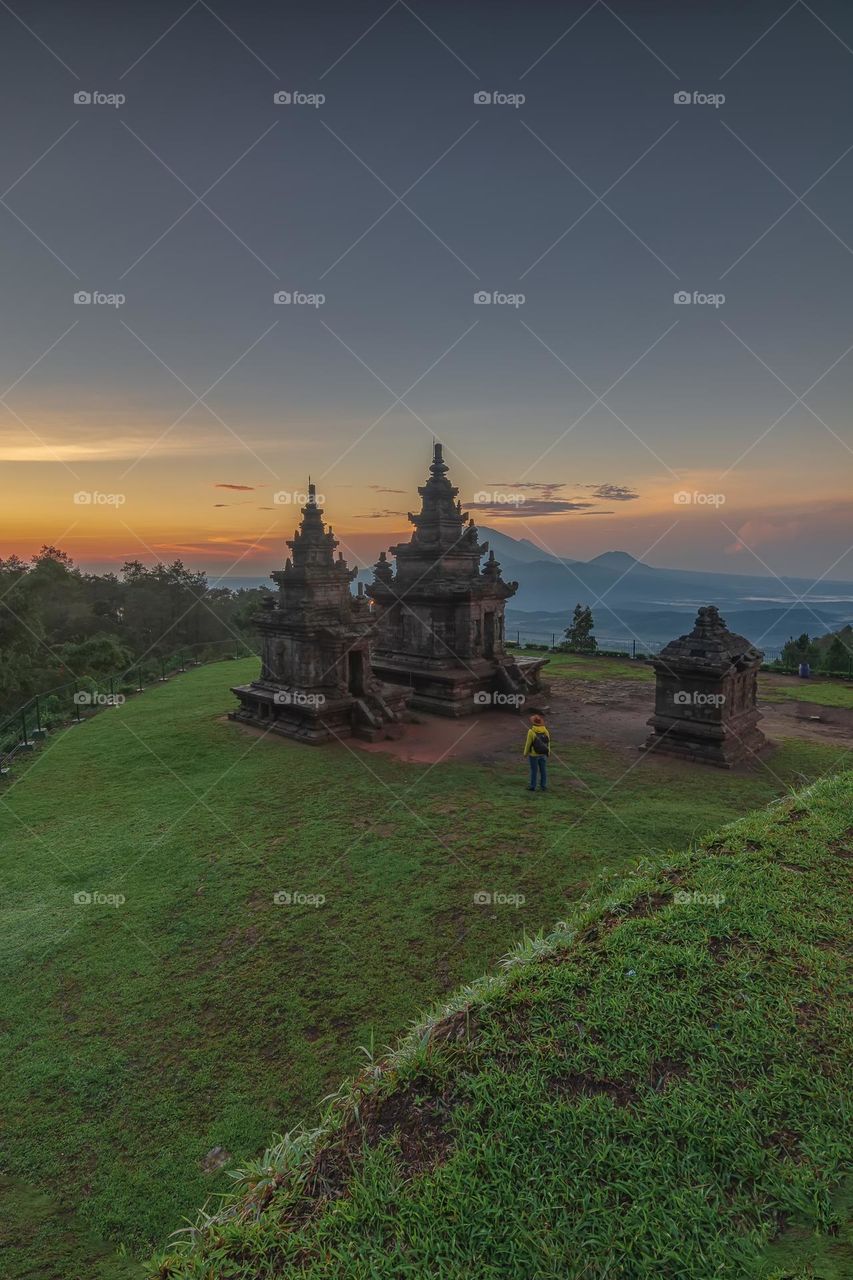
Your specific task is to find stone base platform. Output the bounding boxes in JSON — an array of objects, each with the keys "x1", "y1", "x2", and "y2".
[{"x1": 229, "y1": 681, "x2": 410, "y2": 745}]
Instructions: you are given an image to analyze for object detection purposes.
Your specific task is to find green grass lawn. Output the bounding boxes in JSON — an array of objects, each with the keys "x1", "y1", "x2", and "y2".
[
  {"x1": 0, "y1": 659, "x2": 849, "y2": 1278},
  {"x1": 152, "y1": 772, "x2": 853, "y2": 1280},
  {"x1": 515, "y1": 647, "x2": 654, "y2": 681},
  {"x1": 758, "y1": 675, "x2": 853, "y2": 709}
]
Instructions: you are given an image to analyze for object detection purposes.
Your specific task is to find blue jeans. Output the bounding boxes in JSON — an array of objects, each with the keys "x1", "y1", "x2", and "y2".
[{"x1": 528, "y1": 755, "x2": 547, "y2": 789}]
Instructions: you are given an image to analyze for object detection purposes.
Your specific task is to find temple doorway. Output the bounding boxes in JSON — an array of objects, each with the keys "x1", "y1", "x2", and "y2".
[
  {"x1": 484, "y1": 611, "x2": 495, "y2": 658},
  {"x1": 348, "y1": 649, "x2": 366, "y2": 696}
]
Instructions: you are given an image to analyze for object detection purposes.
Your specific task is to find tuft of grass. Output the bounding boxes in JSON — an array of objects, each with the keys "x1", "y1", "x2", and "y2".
[
  {"x1": 515, "y1": 647, "x2": 655, "y2": 681},
  {"x1": 151, "y1": 773, "x2": 853, "y2": 1280},
  {"x1": 758, "y1": 676, "x2": 853, "y2": 709},
  {"x1": 0, "y1": 660, "x2": 849, "y2": 1278}
]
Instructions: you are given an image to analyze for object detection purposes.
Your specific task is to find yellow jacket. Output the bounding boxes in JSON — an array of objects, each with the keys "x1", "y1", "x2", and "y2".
[{"x1": 523, "y1": 725, "x2": 550, "y2": 756}]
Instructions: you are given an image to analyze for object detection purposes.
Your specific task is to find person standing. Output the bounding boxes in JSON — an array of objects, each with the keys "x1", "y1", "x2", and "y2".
[{"x1": 523, "y1": 714, "x2": 550, "y2": 791}]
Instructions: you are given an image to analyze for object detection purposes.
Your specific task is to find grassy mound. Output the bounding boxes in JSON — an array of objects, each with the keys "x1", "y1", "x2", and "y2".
[
  {"x1": 1, "y1": 659, "x2": 849, "y2": 1277},
  {"x1": 152, "y1": 773, "x2": 853, "y2": 1280}
]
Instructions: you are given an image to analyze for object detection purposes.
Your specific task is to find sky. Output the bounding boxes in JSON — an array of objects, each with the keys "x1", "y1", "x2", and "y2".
[{"x1": 1, "y1": 0, "x2": 852, "y2": 583}]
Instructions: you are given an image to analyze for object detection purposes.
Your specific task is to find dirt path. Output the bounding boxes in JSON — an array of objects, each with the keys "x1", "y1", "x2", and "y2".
[{"x1": 354, "y1": 676, "x2": 853, "y2": 770}]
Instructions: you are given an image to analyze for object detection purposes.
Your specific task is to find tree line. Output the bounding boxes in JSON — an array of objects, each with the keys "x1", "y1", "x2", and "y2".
[{"x1": 0, "y1": 547, "x2": 270, "y2": 720}]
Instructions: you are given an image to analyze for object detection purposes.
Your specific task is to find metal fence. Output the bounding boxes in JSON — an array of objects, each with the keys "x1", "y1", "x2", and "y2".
[
  {"x1": 507, "y1": 631, "x2": 853, "y2": 675},
  {"x1": 0, "y1": 638, "x2": 258, "y2": 774}
]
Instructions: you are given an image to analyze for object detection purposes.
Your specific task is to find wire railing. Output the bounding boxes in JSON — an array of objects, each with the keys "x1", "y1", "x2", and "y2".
[
  {"x1": 507, "y1": 630, "x2": 853, "y2": 677},
  {"x1": 0, "y1": 638, "x2": 258, "y2": 774}
]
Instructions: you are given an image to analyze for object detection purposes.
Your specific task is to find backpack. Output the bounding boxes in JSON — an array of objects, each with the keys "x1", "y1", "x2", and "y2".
[{"x1": 531, "y1": 729, "x2": 549, "y2": 756}]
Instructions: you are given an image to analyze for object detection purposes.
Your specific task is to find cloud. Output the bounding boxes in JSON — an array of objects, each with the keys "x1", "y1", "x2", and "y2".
[
  {"x1": 215, "y1": 483, "x2": 257, "y2": 491},
  {"x1": 725, "y1": 517, "x2": 804, "y2": 557},
  {"x1": 588, "y1": 484, "x2": 639, "y2": 502},
  {"x1": 485, "y1": 481, "x2": 567, "y2": 496},
  {"x1": 367, "y1": 485, "x2": 406, "y2": 493},
  {"x1": 354, "y1": 509, "x2": 407, "y2": 519},
  {"x1": 467, "y1": 498, "x2": 597, "y2": 519}
]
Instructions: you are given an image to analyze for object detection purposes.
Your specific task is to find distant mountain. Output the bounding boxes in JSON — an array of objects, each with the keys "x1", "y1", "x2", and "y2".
[
  {"x1": 477, "y1": 526, "x2": 571, "y2": 566},
  {"x1": 586, "y1": 550, "x2": 644, "y2": 572},
  {"x1": 225, "y1": 525, "x2": 853, "y2": 649}
]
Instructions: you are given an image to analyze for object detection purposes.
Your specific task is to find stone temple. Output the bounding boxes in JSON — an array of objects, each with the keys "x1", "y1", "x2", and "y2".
[
  {"x1": 643, "y1": 605, "x2": 767, "y2": 768},
  {"x1": 368, "y1": 443, "x2": 547, "y2": 716},
  {"x1": 230, "y1": 485, "x2": 409, "y2": 744}
]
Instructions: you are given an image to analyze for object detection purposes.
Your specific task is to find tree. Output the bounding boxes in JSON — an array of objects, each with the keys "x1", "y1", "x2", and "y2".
[
  {"x1": 822, "y1": 635, "x2": 850, "y2": 675},
  {"x1": 563, "y1": 603, "x2": 597, "y2": 653},
  {"x1": 781, "y1": 633, "x2": 819, "y2": 670}
]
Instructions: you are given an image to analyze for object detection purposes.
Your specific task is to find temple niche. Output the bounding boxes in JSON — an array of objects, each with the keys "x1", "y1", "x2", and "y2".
[
  {"x1": 643, "y1": 605, "x2": 768, "y2": 768},
  {"x1": 368, "y1": 443, "x2": 547, "y2": 716},
  {"x1": 230, "y1": 485, "x2": 409, "y2": 744}
]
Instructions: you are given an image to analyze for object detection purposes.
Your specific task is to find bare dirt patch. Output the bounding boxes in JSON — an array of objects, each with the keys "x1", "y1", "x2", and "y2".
[{"x1": 345, "y1": 673, "x2": 848, "y2": 771}]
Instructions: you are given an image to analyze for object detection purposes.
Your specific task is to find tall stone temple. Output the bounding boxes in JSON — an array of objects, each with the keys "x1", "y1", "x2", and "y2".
[
  {"x1": 643, "y1": 605, "x2": 768, "y2": 768},
  {"x1": 369, "y1": 443, "x2": 547, "y2": 716},
  {"x1": 230, "y1": 485, "x2": 409, "y2": 744}
]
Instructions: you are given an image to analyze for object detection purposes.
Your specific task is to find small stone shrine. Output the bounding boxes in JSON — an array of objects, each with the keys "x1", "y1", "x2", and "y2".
[
  {"x1": 369, "y1": 443, "x2": 547, "y2": 716},
  {"x1": 230, "y1": 485, "x2": 409, "y2": 744},
  {"x1": 643, "y1": 605, "x2": 767, "y2": 768}
]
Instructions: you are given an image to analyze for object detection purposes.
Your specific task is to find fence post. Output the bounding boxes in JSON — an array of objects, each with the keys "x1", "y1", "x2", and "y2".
[
  {"x1": 137, "y1": 668, "x2": 143, "y2": 693},
  {"x1": 632, "y1": 639, "x2": 636, "y2": 659},
  {"x1": 161, "y1": 658, "x2": 166, "y2": 682},
  {"x1": 35, "y1": 696, "x2": 42, "y2": 736},
  {"x1": 74, "y1": 685, "x2": 82, "y2": 722},
  {"x1": 21, "y1": 708, "x2": 28, "y2": 745}
]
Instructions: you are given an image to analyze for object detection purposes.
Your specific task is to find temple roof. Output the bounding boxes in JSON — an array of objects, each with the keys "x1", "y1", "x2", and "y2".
[{"x1": 656, "y1": 605, "x2": 764, "y2": 672}]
